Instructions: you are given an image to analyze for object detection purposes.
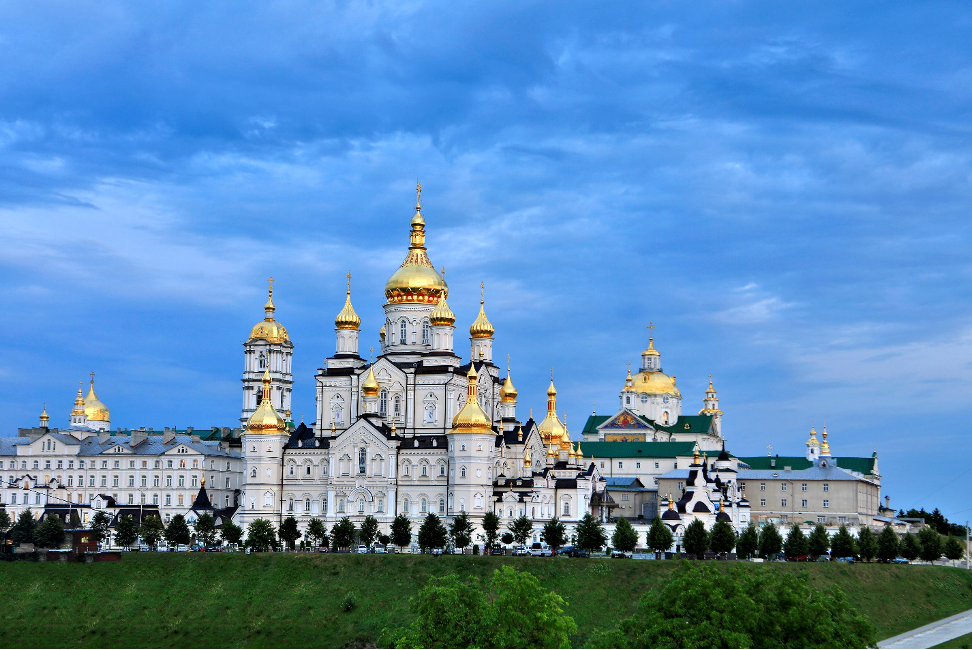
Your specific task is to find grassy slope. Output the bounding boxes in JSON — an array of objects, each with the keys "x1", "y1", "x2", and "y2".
[{"x1": 0, "y1": 554, "x2": 970, "y2": 648}]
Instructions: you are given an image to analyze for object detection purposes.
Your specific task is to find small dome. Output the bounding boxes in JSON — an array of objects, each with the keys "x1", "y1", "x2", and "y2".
[
  {"x1": 469, "y1": 283, "x2": 494, "y2": 338},
  {"x1": 250, "y1": 288, "x2": 290, "y2": 343},
  {"x1": 622, "y1": 370, "x2": 680, "y2": 398},
  {"x1": 84, "y1": 375, "x2": 110, "y2": 422},
  {"x1": 642, "y1": 338, "x2": 661, "y2": 357},
  {"x1": 429, "y1": 294, "x2": 456, "y2": 327},
  {"x1": 361, "y1": 365, "x2": 380, "y2": 398},
  {"x1": 334, "y1": 272, "x2": 361, "y2": 330},
  {"x1": 247, "y1": 369, "x2": 286, "y2": 433},
  {"x1": 499, "y1": 364, "x2": 517, "y2": 402},
  {"x1": 39, "y1": 404, "x2": 49, "y2": 423},
  {"x1": 70, "y1": 382, "x2": 85, "y2": 417},
  {"x1": 538, "y1": 377, "x2": 566, "y2": 444},
  {"x1": 379, "y1": 325, "x2": 386, "y2": 341},
  {"x1": 450, "y1": 366, "x2": 491, "y2": 433}
]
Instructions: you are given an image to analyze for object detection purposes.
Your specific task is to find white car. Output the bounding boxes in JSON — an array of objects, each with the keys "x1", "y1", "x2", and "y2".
[
  {"x1": 374, "y1": 545, "x2": 387, "y2": 554},
  {"x1": 356, "y1": 545, "x2": 368, "y2": 554},
  {"x1": 530, "y1": 543, "x2": 552, "y2": 557}
]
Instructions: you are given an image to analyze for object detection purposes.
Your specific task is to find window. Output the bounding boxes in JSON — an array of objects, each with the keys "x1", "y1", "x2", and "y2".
[
  {"x1": 823, "y1": 500, "x2": 829, "y2": 508},
  {"x1": 322, "y1": 499, "x2": 328, "y2": 513},
  {"x1": 621, "y1": 493, "x2": 630, "y2": 501},
  {"x1": 618, "y1": 462, "x2": 623, "y2": 469},
  {"x1": 759, "y1": 482, "x2": 766, "y2": 491},
  {"x1": 113, "y1": 460, "x2": 120, "y2": 469},
  {"x1": 153, "y1": 494, "x2": 158, "y2": 505},
  {"x1": 654, "y1": 462, "x2": 659, "y2": 469},
  {"x1": 178, "y1": 476, "x2": 185, "y2": 488},
  {"x1": 89, "y1": 476, "x2": 95, "y2": 487},
  {"x1": 817, "y1": 515, "x2": 826, "y2": 523},
  {"x1": 140, "y1": 476, "x2": 147, "y2": 487},
  {"x1": 460, "y1": 467, "x2": 466, "y2": 478},
  {"x1": 226, "y1": 462, "x2": 231, "y2": 471},
  {"x1": 67, "y1": 476, "x2": 73, "y2": 487},
  {"x1": 403, "y1": 464, "x2": 409, "y2": 477},
  {"x1": 101, "y1": 476, "x2": 107, "y2": 487},
  {"x1": 377, "y1": 498, "x2": 384, "y2": 513},
  {"x1": 781, "y1": 499, "x2": 787, "y2": 507},
  {"x1": 128, "y1": 476, "x2": 135, "y2": 487},
  {"x1": 439, "y1": 499, "x2": 445, "y2": 514},
  {"x1": 823, "y1": 483, "x2": 829, "y2": 492},
  {"x1": 128, "y1": 494, "x2": 134, "y2": 505},
  {"x1": 359, "y1": 448, "x2": 367, "y2": 474},
  {"x1": 759, "y1": 499, "x2": 766, "y2": 507},
  {"x1": 421, "y1": 465, "x2": 427, "y2": 477},
  {"x1": 394, "y1": 395, "x2": 401, "y2": 417},
  {"x1": 165, "y1": 494, "x2": 171, "y2": 506},
  {"x1": 259, "y1": 352, "x2": 266, "y2": 369},
  {"x1": 677, "y1": 481, "x2": 683, "y2": 490},
  {"x1": 154, "y1": 460, "x2": 160, "y2": 468},
  {"x1": 422, "y1": 321, "x2": 430, "y2": 345},
  {"x1": 781, "y1": 483, "x2": 787, "y2": 491},
  {"x1": 305, "y1": 465, "x2": 311, "y2": 475},
  {"x1": 636, "y1": 462, "x2": 640, "y2": 469},
  {"x1": 177, "y1": 494, "x2": 184, "y2": 506},
  {"x1": 379, "y1": 390, "x2": 388, "y2": 416},
  {"x1": 838, "y1": 516, "x2": 846, "y2": 524},
  {"x1": 167, "y1": 460, "x2": 173, "y2": 468},
  {"x1": 641, "y1": 394, "x2": 648, "y2": 404},
  {"x1": 338, "y1": 499, "x2": 345, "y2": 513},
  {"x1": 402, "y1": 498, "x2": 409, "y2": 513},
  {"x1": 439, "y1": 465, "x2": 445, "y2": 477},
  {"x1": 226, "y1": 477, "x2": 230, "y2": 488},
  {"x1": 421, "y1": 498, "x2": 427, "y2": 513},
  {"x1": 130, "y1": 460, "x2": 136, "y2": 469},
  {"x1": 112, "y1": 476, "x2": 119, "y2": 487},
  {"x1": 563, "y1": 502, "x2": 570, "y2": 515},
  {"x1": 739, "y1": 482, "x2": 746, "y2": 492},
  {"x1": 57, "y1": 460, "x2": 63, "y2": 469},
  {"x1": 45, "y1": 461, "x2": 50, "y2": 469},
  {"x1": 399, "y1": 319, "x2": 407, "y2": 344},
  {"x1": 358, "y1": 498, "x2": 365, "y2": 513},
  {"x1": 250, "y1": 467, "x2": 256, "y2": 478},
  {"x1": 166, "y1": 476, "x2": 173, "y2": 487},
  {"x1": 801, "y1": 483, "x2": 808, "y2": 492},
  {"x1": 801, "y1": 499, "x2": 808, "y2": 507},
  {"x1": 781, "y1": 514, "x2": 788, "y2": 523}
]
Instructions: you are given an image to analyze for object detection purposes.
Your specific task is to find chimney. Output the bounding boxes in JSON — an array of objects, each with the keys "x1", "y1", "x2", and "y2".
[
  {"x1": 98, "y1": 431, "x2": 111, "y2": 444},
  {"x1": 191, "y1": 434, "x2": 201, "y2": 443},
  {"x1": 163, "y1": 430, "x2": 176, "y2": 444},
  {"x1": 131, "y1": 430, "x2": 147, "y2": 447},
  {"x1": 885, "y1": 495, "x2": 891, "y2": 510}
]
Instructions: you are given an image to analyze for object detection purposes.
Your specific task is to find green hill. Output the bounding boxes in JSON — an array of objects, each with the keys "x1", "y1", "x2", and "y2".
[{"x1": 0, "y1": 553, "x2": 969, "y2": 648}]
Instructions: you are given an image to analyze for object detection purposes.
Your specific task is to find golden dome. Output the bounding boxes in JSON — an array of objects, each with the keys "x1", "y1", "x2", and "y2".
[
  {"x1": 546, "y1": 443, "x2": 557, "y2": 458},
  {"x1": 70, "y1": 382, "x2": 85, "y2": 417},
  {"x1": 559, "y1": 424, "x2": 573, "y2": 451},
  {"x1": 806, "y1": 425, "x2": 819, "y2": 448},
  {"x1": 429, "y1": 293, "x2": 456, "y2": 327},
  {"x1": 622, "y1": 370, "x2": 681, "y2": 398},
  {"x1": 538, "y1": 372, "x2": 566, "y2": 445},
  {"x1": 379, "y1": 325, "x2": 386, "y2": 342},
  {"x1": 335, "y1": 271, "x2": 361, "y2": 330},
  {"x1": 84, "y1": 373, "x2": 110, "y2": 422},
  {"x1": 450, "y1": 366, "x2": 491, "y2": 433},
  {"x1": 820, "y1": 426, "x2": 831, "y2": 456},
  {"x1": 385, "y1": 183, "x2": 448, "y2": 305},
  {"x1": 39, "y1": 404, "x2": 49, "y2": 424},
  {"x1": 469, "y1": 282, "x2": 494, "y2": 338},
  {"x1": 523, "y1": 448, "x2": 532, "y2": 467},
  {"x1": 361, "y1": 365, "x2": 380, "y2": 398},
  {"x1": 642, "y1": 337, "x2": 660, "y2": 357},
  {"x1": 499, "y1": 358, "x2": 517, "y2": 402},
  {"x1": 575, "y1": 440, "x2": 583, "y2": 459},
  {"x1": 247, "y1": 369, "x2": 286, "y2": 433},
  {"x1": 249, "y1": 284, "x2": 290, "y2": 343}
]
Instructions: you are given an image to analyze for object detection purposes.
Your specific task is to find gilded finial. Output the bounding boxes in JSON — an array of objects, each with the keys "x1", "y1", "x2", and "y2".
[
  {"x1": 592, "y1": 402, "x2": 596, "y2": 415},
  {"x1": 335, "y1": 270, "x2": 361, "y2": 330},
  {"x1": 480, "y1": 281, "x2": 484, "y2": 304},
  {"x1": 416, "y1": 180, "x2": 422, "y2": 211},
  {"x1": 507, "y1": 353, "x2": 511, "y2": 372},
  {"x1": 347, "y1": 270, "x2": 352, "y2": 294}
]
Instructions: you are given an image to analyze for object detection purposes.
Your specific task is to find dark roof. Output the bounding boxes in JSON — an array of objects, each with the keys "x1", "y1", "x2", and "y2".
[
  {"x1": 737, "y1": 455, "x2": 877, "y2": 475},
  {"x1": 554, "y1": 478, "x2": 578, "y2": 489},
  {"x1": 191, "y1": 485, "x2": 213, "y2": 511},
  {"x1": 109, "y1": 506, "x2": 162, "y2": 526},
  {"x1": 581, "y1": 441, "x2": 697, "y2": 459},
  {"x1": 692, "y1": 502, "x2": 711, "y2": 513},
  {"x1": 400, "y1": 435, "x2": 449, "y2": 450},
  {"x1": 662, "y1": 508, "x2": 681, "y2": 521},
  {"x1": 582, "y1": 413, "x2": 714, "y2": 435}
]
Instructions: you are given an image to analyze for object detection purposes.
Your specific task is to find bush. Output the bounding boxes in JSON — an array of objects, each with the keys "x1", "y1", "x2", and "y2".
[
  {"x1": 918, "y1": 527, "x2": 943, "y2": 562},
  {"x1": 342, "y1": 593, "x2": 356, "y2": 613},
  {"x1": 473, "y1": 544, "x2": 480, "y2": 556}
]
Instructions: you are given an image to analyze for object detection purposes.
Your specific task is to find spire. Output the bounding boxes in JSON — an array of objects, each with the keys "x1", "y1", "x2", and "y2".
[
  {"x1": 410, "y1": 181, "x2": 426, "y2": 248},
  {"x1": 500, "y1": 355, "x2": 517, "y2": 402},
  {"x1": 450, "y1": 365, "x2": 491, "y2": 432},
  {"x1": 469, "y1": 281, "x2": 494, "y2": 338},
  {"x1": 820, "y1": 425, "x2": 831, "y2": 456},
  {"x1": 361, "y1": 348, "x2": 380, "y2": 397},
  {"x1": 71, "y1": 381, "x2": 85, "y2": 416},
  {"x1": 265, "y1": 277, "x2": 276, "y2": 318},
  {"x1": 40, "y1": 403, "x2": 49, "y2": 427},
  {"x1": 335, "y1": 270, "x2": 361, "y2": 330},
  {"x1": 538, "y1": 366, "x2": 566, "y2": 445}
]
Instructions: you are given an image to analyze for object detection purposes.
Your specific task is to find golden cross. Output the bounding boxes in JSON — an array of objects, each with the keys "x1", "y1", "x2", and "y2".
[
  {"x1": 767, "y1": 444, "x2": 772, "y2": 456},
  {"x1": 267, "y1": 276, "x2": 274, "y2": 296},
  {"x1": 592, "y1": 402, "x2": 596, "y2": 415},
  {"x1": 441, "y1": 266, "x2": 446, "y2": 276},
  {"x1": 648, "y1": 322, "x2": 655, "y2": 335},
  {"x1": 416, "y1": 181, "x2": 422, "y2": 209},
  {"x1": 550, "y1": 366, "x2": 554, "y2": 381},
  {"x1": 507, "y1": 353, "x2": 511, "y2": 371},
  {"x1": 347, "y1": 270, "x2": 352, "y2": 293},
  {"x1": 370, "y1": 347, "x2": 373, "y2": 364},
  {"x1": 626, "y1": 361, "x2": 631, "y2": 373},
  {"x1": 90, "y1": 371, "x2": 95, "y2": 384},
  {"x1": 480, "y1": 281, "x2": 485, "y2": 303}
]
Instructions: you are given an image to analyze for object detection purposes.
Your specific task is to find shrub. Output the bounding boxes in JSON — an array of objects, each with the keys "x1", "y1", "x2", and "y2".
[{"x1": 342, "y1": 593, "x2": 356, "y2": 613}]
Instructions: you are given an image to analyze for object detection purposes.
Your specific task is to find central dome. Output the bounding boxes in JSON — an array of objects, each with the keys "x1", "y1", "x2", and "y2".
[
  {"x1": 84, "y1": 376, "x2": 110, "y2": 422},
  {"x1": 623, "y1": 370, "x2": 681, "y2": 398},
  {"x1": 384, "y1": 183, "x2": 448, "y2": 305}
]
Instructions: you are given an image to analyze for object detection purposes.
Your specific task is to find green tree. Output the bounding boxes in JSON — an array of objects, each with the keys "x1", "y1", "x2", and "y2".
[
  {"x1": 944, "y1": 537, "x2": 964, "y2": 561},
  {"x1": 91, "y1": 510, "x2": 112, "y2": 546},
  {"x1": 10, "y1": 509, "x2": 36, "y2": 545},
  {"x1": 418, "y1": 513, "x2": 448, "y2": 552},
  {"x1": 0, "y1": 507, "x2": 10, "y2": 532},
  {"x1": 598, "y1": 562, "x2": 876, "y2": 649},
  {"x1": 808, "y1": 523, "x2": 831, "y2": 558},
  {"x1": 245, "y1": 518, "x2": 277, "y2": 551},
  {"x1": 359, "y1": 515, "x2": 380, "y2": 549},
  {"x1": 877, "y1": 525, "x2": 900, "y2": 562},
  {"x1": 758, "y1": 524, "x2": 783, "y2": 558},
  {"x1": 647, "y1": 517, "x2": 674, "y2": 556},
  {"x1": 306, "y1": 518, "x2": 327, "y2": 547},
  {"x1": 830, "y1": 525, "x2": 857, "y2": 559},
  {"x1": 482, "y1": 511, "x2": 500, "y2": 552},
  {"x1": 683, "y1": 519, "x2": 709, "y2": 556},
  {"x1": 501, "y1": 532, "x2": 514, "y2": 546},
  {"x1": 331, "y1": 517, "x2": 357, "y2": 550},
  {"x1": 277, "y1": 516, "x2": 301, "y2": 550},
  {"x1": 391, "y1": 566, "x2": 577, "y2": 649},
  {"x1": 140, "y1": 515, "x2": 165, "y2": 549},
  {"x1": 899, "y1": 532, "x2": 919, "y2": 561},
  {"x1": 164, "y1": 514, "x2": 192, "y2": 546},
  {"x1": 508, "y1": 514, "x2": 534, "y2": 547},
  {"x1": 918, "y1": 527, "x2": 943, "y2": 562},
  {"x1": 115, "y1": 514, "x2": 139, "y2": 549},
  {"x1": 736, "y1": 522, "x2": 759, "y2": 559},
  {"x1": 575, "y1": 513, "x2": 607, "y2": 552},
  {"x1": 35, "y1": 515, "x2": 65, "y2": 549},
  {"x1": 390, "y1": 513, "x2": 412, "y2": 549},
  {"x1": 857, "y1": 527, "x2": 877, "y2": 562},
  {"x1": 709, "y1": 521, "x2": 737, "y2": 555},
  {"x1": 221, "y1": 520, "x2": 243, "y2": 547},
  {"x1": 611, "y1": 518, "x2": 639, "y2": 553},
  {"x1": 193, "y1": 513, "x2": 218, "y2": 547},
  {"x1": 69, "y1": 510, "x2": 82, "y2": 529},
  {"x1": 449, "y1": 511, "x2": 474, "y2": 550},
  {"x1": 784, "y1": 524, "x2": 809, "y2": 558},
  {"x1": 542, "y1": 517, "x2": 567, "y2": 553}
]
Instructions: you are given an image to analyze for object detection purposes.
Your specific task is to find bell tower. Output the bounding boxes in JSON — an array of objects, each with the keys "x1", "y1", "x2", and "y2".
[{"x1": 242, "y1": 278, "x2": 294, "y2": 426}]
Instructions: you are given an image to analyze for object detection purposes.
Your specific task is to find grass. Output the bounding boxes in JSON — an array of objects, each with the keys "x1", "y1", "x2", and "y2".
[
  {"x1": 936, "y1": 631, "x2": 972, "y2": 649},
  {"x1": 0, "y1": 553, "x2": 970, "y2": 648}
]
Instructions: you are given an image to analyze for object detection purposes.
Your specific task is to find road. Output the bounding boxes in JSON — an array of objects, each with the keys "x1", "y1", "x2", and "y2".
[{"x1": 879, "y1": 608, "x2": 972, "y2": 649}]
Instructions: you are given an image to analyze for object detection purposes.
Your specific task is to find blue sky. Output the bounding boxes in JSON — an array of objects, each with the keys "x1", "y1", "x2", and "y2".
[{"x1": 2, "y1": 2, "x2": 970, "y2": 521}]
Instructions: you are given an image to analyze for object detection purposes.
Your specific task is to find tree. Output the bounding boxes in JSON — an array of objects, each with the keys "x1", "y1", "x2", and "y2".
[
  {"x1": 306, "y1": 518, "x2": 328, "y2": 547},
  {"x1": 115, "y1": 514, "x2": 139, "y2": 549},
  {"x1": 683, "y1": 519, "x2": 709, "y2": 557},
  {"x1": 900, "y1": 533, "x2": 919, "y2": 561},
  {"x1": 508, "y1": 515, "x2": 533, "y2": 547},
  {"x1": 91, "y1": 511, "x2": 112, "y2": 546},
  {"x1": 784, "y1": 524, "x2": 808, "y2": 559},
  {"x1": 391, "y1": 566, "x2": 577, "y2": 649},
  {"x1": 598, "y1": 562, "x2": 876, "y2": 649},
  {"x1": 331, "y1": 517, "x2": 357, "y2": 550},
  {"x1": 758, "y1": 524, "x2": 783, "y2": 558},
  {"x1": 857, "y1": 527, "x2": 877, "y2": 562},
  {"x1": 449, "y1": 511, "x2": 474, "y2": 550},
  {"x1": 736, "y1": 522, "x2": 759, "y2": 560},
  {"x1": 277, "y1": 516, "x2": 301, "y2": 550},
  {"x1": 140, "y1": 515, "x2": 165, "y2": 549},
  {"x1": 11, "y1": 509, "x2": 36, "y2": 545},
  {"x1": 542, "y1": 517, "x2": 567, "y2": 553},
  {"x1": 808, "y1": 523, "x2": 831, "y2": 558},
  {"x1": 830, "y1": 525, "x2": 857, "y2": 559},
  {"x1": 359, "y1": 515, "x2": 380, "y2": 549},
  {"x1": 647, "y1": 517, "x2": 674, "y2": 556},
  {"x1": 0, "y1": 507, "x2": 10, "y2": 532},
  {"x1": 611, "y1": 518, "x2": 639, "y2": 553},
  {"x1": 390, "y1": 513, "x2": 412, "y2": 549},
  {"x1": 877, "y1": 525, "x2": 900, "y2": 562},
  {"x1": 245, "y1": 518, "x2": 277, "y2": 551},
  {"x1": 69, "y1": 510, "x2": 82, "y2": 529},
  {"x1": 918, "y1": 527, "x2": 944, "y2": 562},
  {"x1": 482, "y1": 511, "x2": 500, "y2": 552},
  {"x1": 164, "y1": 514, "x2": 192, "y2": 546},
  {"x1": 501, "y1": 532, "x2": 514, "y2": 546},
  {"x1": 709, "y1": 521, "x2": 737, "y2": 555},
  {"x1": 575, "y1": 513, "x2": 607, "y2": 552},
  {"x1": 194, "y1": 513, "x2": 218, "y2": 547},
  {"x1": 944, "y1": 537, "x2": 964, "y2": 561},
  {"x1": 35, "y1": 515, "x2": 65, "y2": 549},
  {"x1": 378, "y1": 533, "x2": 390, "y2": 547},
  {"x1": 418, "y1": 513, "x2": 448, "y2": 552},
  {"x1": 221, "y1": 520, "x2": 243, "y2": 547}
]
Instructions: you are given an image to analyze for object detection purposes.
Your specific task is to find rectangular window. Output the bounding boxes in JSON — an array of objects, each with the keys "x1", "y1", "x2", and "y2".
[
  {"x1": 739, "y1": 482, "x2": 746, "y2": 492},
  {"x1": 153, "y1": 494, "x2": 159, "y2": 505},
  {"x1": 57, "y1": 460, "x2": 63, "y2": 469},
  {"x1": 165, "y1": 494, "x2": 171, "y2": 506},
  {"x1": 68, "y1": 476, "x2": 73, "y2": 487},
  {"x1": 838, "y1": 516, "x2": 846, "y2": 524},
  {"x1": 618, "y1": 461, "x2": 623, "y2": 469},
  {"x1": 191, "y1": 476, "x2": 198, "y2": 487},
  {"x1": 177, "y1": 494, "x2": 184, "y2": 506},
  {"x1": 45, "y1": 460, "x2": 51, "y2": 469},
  {"x1": 113, "y1": 461, "x2": 119, "y2": 469},
  {"x1": 128, "y1": 494, "x2": 134, "y2": 505},
  {"x1": 225, "y1": 478, "x2": 230, "y2": 488},
  {"x1": 101, "y1": 476, "x2": 107, "y2": 487},
  {"x1": 760, "y1": 482, "x2": 766, "y2": 491},
  {"x1": 823, "y1": 500, "x2": 829, "y2": 508},
  {"x1": 817, "y1": 515, "x2": 826, "y2": 523},
  {"x1": 178, "y1": 476, "x2": 185, "y2": 488},
  {"x1": 68, "y1": 460, "x2": 74, "y2": 469},
  {"x1": 621, "y1": 493, "x2": 630, "y2": 501},
  {"x1": 823, "y1": 483, "x2": 829, "y2": 492},
  {"x1": 10, "y1": 494, "x2": 16, "y2": 504},
  {"x1": 153, "y1": 476, "x2": 159, "y2": 487},
  {"x1": 781, "y1": 483, "x2": 787, "y2": 491},
  {"x1": 102, "y1": 460, "x2": 108, "y2": 469},
  {"x1": 141, "y1": 476, "x2": 147, "y2": 487},
  {"x1": 636, "y1": 462, "x2": 641, "y2": 469},
  {"x1": 130, "y1": 460, "x2": 136, "y2": 469},
  {"x1": 801, "y1": 499, "x2": 808, "y2": 507},
  {"x1": 89, "y1": 476, "x2": 95, "y2": 487},
  {"x1": 378, "y1": 498, "x2": 384, "y2": 513},
  {"x1": 677, "y1": 481, "x2": 683, "y2": 490},
  {"x1": 781, "y1": 499, "x2": 787, "y2": 507},
  {"x1": 654, "y1": 462, "x2": 659, "y2": 469},
  {"x1": 112, "y1": 476, "x2": 119, "y2": 487},
  {"x1": 142, "y1": 461, "x2": 148, "y2": 469},
  {"x1": 166, "y1": 476, "x2": 172, "y2": 487},
  {"x1": 781, "y1": 515, "x2": 788, "y2": 523},
  {"x1": 563, "y1": 502, "x2": 570, "y2": 515},
  {"x1": 801, "y1": 483, "x2": 808, "y2": 492},
  {"x1": 760, "y1": 498, "x2": 766, "y2": 507},
  {"x1": 128, "y1": 476, "x2": 135, "y2": 487}
]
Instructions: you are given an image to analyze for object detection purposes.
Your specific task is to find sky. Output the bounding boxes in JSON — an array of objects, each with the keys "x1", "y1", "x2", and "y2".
[{"x1": 1, "y1": 1, "x2": 971, "y2": 522}]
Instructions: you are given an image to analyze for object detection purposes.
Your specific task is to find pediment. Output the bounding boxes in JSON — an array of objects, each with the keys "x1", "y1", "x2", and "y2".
[{"x1": 600, "y1": 409, "x2": 651, "y2": 430}]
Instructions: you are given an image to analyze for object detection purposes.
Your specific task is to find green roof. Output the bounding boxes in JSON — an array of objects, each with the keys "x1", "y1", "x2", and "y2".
[
  {"x1": 738, "y1": 455, "x2": 877, "y2": 476},
  {"x1": 582, "y1": 415, "x2": 610, "y2": 435},
  {"x1": 582, "y1": 441, "x2": 697, "y2": 459},
  {"x1": 582, "y1": 413, "x2": 713, "y2": 435}
]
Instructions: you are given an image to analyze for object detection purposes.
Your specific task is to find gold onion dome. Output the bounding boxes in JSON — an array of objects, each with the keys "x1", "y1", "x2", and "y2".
[
  {"x1": 379, "y1": 325, "x2": 386, "y2": 342},
  {"x1": 247, "y1": 369, "x2": 286, "y2": 433},
  {"x1": 429, "y1": 293, "x2": 456, "y2": 327},
  {"x1": 623, "y1": 369, "x2": 680, "y2": 398},
  {"x1": 384, "y1": 182, "x2": 448, "y2": 305},
  {"x1": 250, "y1": 282, "x2": 290, "y2": 343},
  {"x1": 361, "y1": 365, "x2": 380, "y2": 398},
  {"x1": 500, "y1": 358, "x2": 517, "y2": 402},
  {"x1": 538, "y1": 371, "x2": 566, "y2": 444},
  {"x1": 334, "y1": 271, "x2": 361, "y2": 330},
  {"x1": 820, "y1": 426, "x2": 831, "y2": 455},
  {"x1": 450, "y1": 366, "x2": 491, "y2": 433},
  {"x1": 83, "y1": 373, "x2": 110, "y2": 422},
  {"x1": 523, "y1": 448, "x2": 532, "y2": 466},
  {"x1": 469, "y1": 282, "x2": 494, "y2": 338},
  {"x1": 643, "y1": 337, "x2": 660, "y2": 357},
  {"x1": 40, "y1": 404, "x2": 49, "y2": 424},
  {"x1": 806, "y1": 425, "x2": 819, "y2": 447},
  {"x1": 70, "y1": 382, "x2": 85, "y2": 416}
]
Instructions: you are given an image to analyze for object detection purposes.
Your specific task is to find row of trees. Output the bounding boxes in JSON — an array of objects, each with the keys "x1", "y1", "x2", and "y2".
[{"x1": 897, "y1": 507, "x2": 969, "y2": 538}]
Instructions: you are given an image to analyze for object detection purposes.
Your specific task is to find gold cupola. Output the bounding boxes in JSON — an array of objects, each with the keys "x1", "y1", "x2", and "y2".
[
  {"x1": 429, "y1": 293, "x2": 456, "y2": 327},
  {"x1": 450, "y1": 365, "x2": 491, "y2": 433},
  {"x1": 806, "y1": 425, "x2": 819, "y2": 448},
  {"x1": 499, "y1": 358, "x2": 517, "y2": 403},
  {"x1": 642, "y1": 337, "x2": 660, "y2": 358},
  {"x1": 70, "y1": 382, "x2": 85, "y2": 417},
  {"x1": 384, "y1": 182, "x2": 448, "y2": 305},
  {"x1": 83, "y1": 372, "x2": 110, "y2": 422},
  {"x1": 379, "y1": 325, "x2": 386, "y2": 342},
  {"x1": 246, "y1": 369, "x2": 286, "y2": 433},
  {"x1": 361, "y1": 364, "x2": 380, "y2": 398},
  {"x1": 538, "y1": 369, "x2": 567, "y2": 444},
  {"x1": 334, "y1": 271, "x2": 361, "y2": 330},
  {"x1": 249, "y1": 280, "x2": 290, "y2": 343},
  {"x1": 559, "y1": 414, "x2": 573, "y2": 450},
  {"x1": 820, "y1": 426, "x2": 831, "y2": 456},
  {"x1": 39, "y1": 403, "x2": 49, "y2": 427},
  {"x1": 523, "y1": 448, "x2": 532, "y2": 467},
  {"x1": 469, "y1": 282, "x2": 494, "y2": 338}
]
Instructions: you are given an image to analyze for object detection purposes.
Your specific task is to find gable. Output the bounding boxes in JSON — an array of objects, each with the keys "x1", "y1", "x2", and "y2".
[{"x1": 601, "y1": 410, "x2": 651, "y2": 430}]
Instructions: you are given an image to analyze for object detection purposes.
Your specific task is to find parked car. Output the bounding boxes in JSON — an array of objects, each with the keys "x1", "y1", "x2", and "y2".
[
  {"x1": 176, "y1": 544, "x2": 188, "y2": 552},
  {"x1": 512, "y1": 546, "x2": 529, "y2": 556},
  {"x1": 432, "y1": 547, "x2": 444, "y2": 556},
  {"x1": 611, "y1": 550, "x2": 633, "y2": 559},
  {"x1": 374, "y1": 545, "x2": 387, "y2": 554},
  {"x1": 560, "y1": 546, "x2": 590, "y2": 558},
  {"x1": 836, "y1": 557, "x2": 855, "y2": 563},
  {"x1": 317, "y1": 546, "x2": 329, "y2": 553},
  {"x1": 530, "y1": 542, "x2": 552, "y2": 557},
  {"x1": 892, "y1": 557, "x2": 910, "y2": 564}
]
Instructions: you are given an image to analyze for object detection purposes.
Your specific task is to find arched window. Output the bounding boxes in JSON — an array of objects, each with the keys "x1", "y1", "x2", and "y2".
[
  {"x1": 264, "y1": 492, "x2": 273, "y2": 507},
  {"x1": 379, "y1": 390, "x2": 388, "y2": 416},
  {"x1": 663, "y1": 411, "x2": 669, "y2": 424},
  {"x1": 460, "y1": 444, "x2": 466, "y2": 451},
  {"x1": 641, "y1": 394, "x2": 648, "y2": 404},
  {"x1": 421, "y1": 498, "x2": 427, "y2": 513},
  {"x1": 403, "y1": 498, "x2": 410, "y2": 513},
  {"x1": 393, "y1": 395, "x2": 401, "y2": 418},
  {"x1": 250, "y1": 468, "x2": 256, "y2": 477},
  {"x1": 259, "y1": 352, "x2": 266, "y2": 369},
  {"x1": 421, "y1": 464, "x2": 427, "y2": 477},
  {"x1": 460, "y1": 466, "x2": 466, "y2": 478},
  {"x1": 439, "y1": 464, "x2": 445, "y2": 476},
  {"x1": 562, "y1": 501, "x2": 570, "y2": 515},
  {"x1": 425, "y1": 403, "x2": 436, "y2": 423},
  {"x1": 358, "y1": 498, "x2": 365, "y2": 513},
  {"x1": 439, "y1": 499, "x2": 445, "y2": 514},
  {"x1": 400, "y1": 320, "x2": 407, "y2": 344},
  {"x1": 422, "y1": 320, "x2": 430, "y2": 345}
]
